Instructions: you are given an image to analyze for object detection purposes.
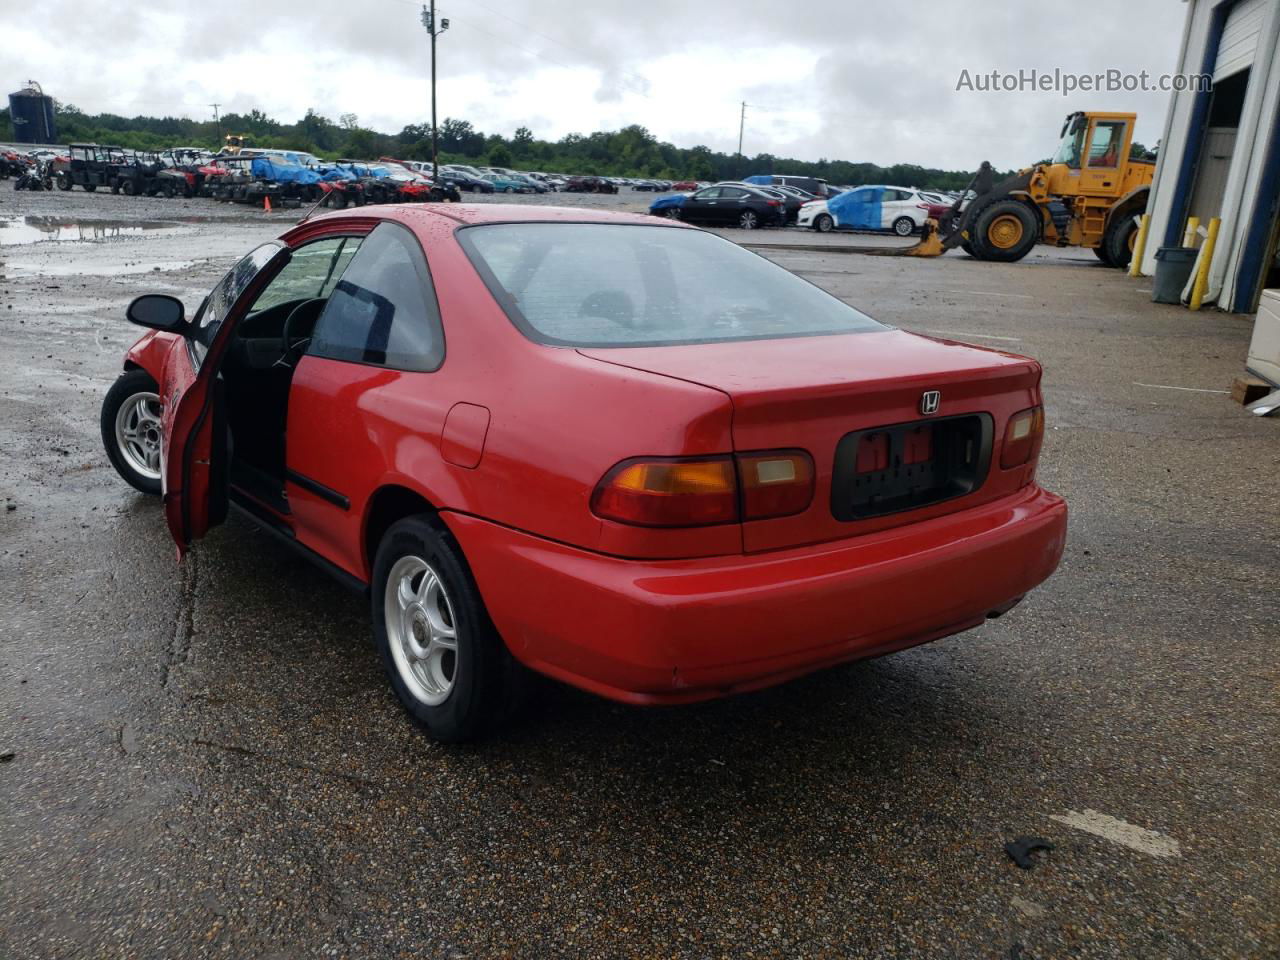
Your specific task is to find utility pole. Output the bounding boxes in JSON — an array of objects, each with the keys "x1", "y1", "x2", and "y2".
[
  {"x1": 421, "y1": 3, "x2": 450, "y2": 180},
  {"x1": 737, "y1": 101, "x2": 747, "y2": 157},
  {"x1": 210, "y1": 103, "x2": 222, "y2": 148}
]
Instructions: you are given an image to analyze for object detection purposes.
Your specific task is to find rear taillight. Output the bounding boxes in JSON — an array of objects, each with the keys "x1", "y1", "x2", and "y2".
[
  {"x1": 591, "y1": 451, "x2": 815, "y2": 527},
  {"x1": 738, "y1": 451, "x2": 814, "y2": 520},
  {"x1": 1000, "y1": 406, "x2": 1044, "y2": 468},
  {"x1": 591, "y1": 457, "x2": 737, "y2": 527},
  {"x1": 766, "y1": 199, "x2": 781, "y2": 206}
]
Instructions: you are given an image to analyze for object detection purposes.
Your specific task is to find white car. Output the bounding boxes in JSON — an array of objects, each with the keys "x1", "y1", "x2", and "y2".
[{"x1": 797, "y1": 185, "x2": 934, "y2": 235}]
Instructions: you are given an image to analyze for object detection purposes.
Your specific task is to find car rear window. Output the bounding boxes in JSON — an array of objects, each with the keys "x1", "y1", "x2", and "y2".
[{"x1": 457, "y1": 223, "x2": 886, "y2": 347}]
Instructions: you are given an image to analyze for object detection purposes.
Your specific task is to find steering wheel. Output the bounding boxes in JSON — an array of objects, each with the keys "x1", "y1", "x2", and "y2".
[{"x1": 278, "y1": 298, "x2": 325, "y2": 368}]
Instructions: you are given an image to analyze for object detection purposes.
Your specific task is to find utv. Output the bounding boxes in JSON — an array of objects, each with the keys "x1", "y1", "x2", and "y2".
[
  {"x1": 54, "y1": 144, "x2": 127, "y2": 192},
  {"x1": 111, "y1": 151, "x2": 166, "y2": 196}
]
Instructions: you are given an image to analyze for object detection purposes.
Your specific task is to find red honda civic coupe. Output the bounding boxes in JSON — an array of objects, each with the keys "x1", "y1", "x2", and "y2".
[{"x1": 101, "y1": 204, "x2": 1067, "y2": 741}]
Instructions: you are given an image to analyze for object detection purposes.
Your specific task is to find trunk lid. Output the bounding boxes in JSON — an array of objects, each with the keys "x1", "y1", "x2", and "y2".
[{"x1": 580, "y1": 330, "x2": 1043, "y2": 551}]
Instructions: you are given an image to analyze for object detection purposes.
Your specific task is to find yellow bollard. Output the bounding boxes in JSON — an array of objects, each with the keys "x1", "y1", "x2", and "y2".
[
  {"x1": 1129, "y1": 213, "x2": 1151, "y2": 277},
  {"x1": 1183, "y1": 216, "x2": 1200, "y2": 248},
  {"x1": 1189, "y1": 217, "x2": 1220, "y2": 311}
]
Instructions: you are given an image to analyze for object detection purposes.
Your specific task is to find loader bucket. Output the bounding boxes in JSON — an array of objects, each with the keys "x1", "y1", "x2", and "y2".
[{"x1": 850, "y1": 218, "x2": 947, "y2": 257}]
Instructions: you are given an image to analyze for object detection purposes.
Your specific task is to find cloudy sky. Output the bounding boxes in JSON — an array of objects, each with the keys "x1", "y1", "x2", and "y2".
[{"x1": 8, "y1": 0, "x2": 1187, "y2": 169}]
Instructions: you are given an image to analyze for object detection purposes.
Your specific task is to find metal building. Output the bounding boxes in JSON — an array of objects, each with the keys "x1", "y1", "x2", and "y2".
[
  {"x1": 1140, "y1": 0, "x2": 1280, "y2": 314},
  {"x1": 8, "y1": 80, "x2": 57, "y2": 145}
]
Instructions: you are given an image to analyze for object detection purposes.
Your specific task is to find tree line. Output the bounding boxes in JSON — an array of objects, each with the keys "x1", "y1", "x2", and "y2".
[{"x1": 1, "y1": 103, "x2": 1022, "y2": 190}]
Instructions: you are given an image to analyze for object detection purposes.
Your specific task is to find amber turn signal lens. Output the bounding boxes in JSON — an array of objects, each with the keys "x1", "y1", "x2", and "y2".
[
  {"x1": 1000, "y1": 406, "x2": 1045, "y2": 469},
  {"x1": 591, "y1": 457, "x2": 738, "y2": 527}
]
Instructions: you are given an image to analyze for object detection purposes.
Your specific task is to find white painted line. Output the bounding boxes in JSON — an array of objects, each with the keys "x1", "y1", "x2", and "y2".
[
  {"x1": 1048, "y1": 809, "x2": 1182, "y2": 859},
  {"x1": 1134, "y1": 382, "x2": 1230, "y2": 395},
  {"x1": 927, "y1": 330, "x2": 1023, "y2": 343},
  {"x1": 941, "y1": 289, "x2": 1036, "y2": 300}
]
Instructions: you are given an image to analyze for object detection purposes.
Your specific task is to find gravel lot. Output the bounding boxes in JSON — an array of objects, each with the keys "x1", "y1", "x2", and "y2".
[{"x1": 1, "y1": 186, "x2": 1277, "y2": 959}]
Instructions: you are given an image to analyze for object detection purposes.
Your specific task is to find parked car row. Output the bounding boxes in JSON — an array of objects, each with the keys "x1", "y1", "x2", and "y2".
[
  {"x1": 24, "y1": 143, "x2": 463, "y2": 207},
  {"x1": 648, "y1": 175, "x2": 965, "y2": 234}
]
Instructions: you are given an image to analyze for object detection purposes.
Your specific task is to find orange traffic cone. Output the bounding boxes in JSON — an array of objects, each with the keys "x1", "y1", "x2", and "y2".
[{"x1": 263, "y1": 195, "x2": 272, "y2": 213}]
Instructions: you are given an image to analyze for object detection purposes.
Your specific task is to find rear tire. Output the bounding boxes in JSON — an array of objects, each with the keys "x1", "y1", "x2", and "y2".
[
  {"x1": 892, "y1": 216, "x2": 915, "y2": 237},
  {"x1": 1104, "y1": 214, "x2": 1140, "y2": 269},
  {"x1": 57, "y1": 173, "x2": 72, "y2": 191},
  {"x1": 371, "y1": 516, "x2": 512, "y2": 743},
  {"x1": 814, "y1": 213, "x2": 834, "y2": 233},
  {"x1": 121, "y1": 179, "x2": 137, "y2": 196},
  {"x1": 1093, "y1": 244, "x2": 1114, "y2": 265},
  {"x1": 101, "y1": 369, "x2": 163, "y2": 496},
  {"x1": 84, "y1": 183, "x2": 97, "y2": 192},
  {"x1": 971, "y1": 199, "x2": 1039, "y2": 262}
]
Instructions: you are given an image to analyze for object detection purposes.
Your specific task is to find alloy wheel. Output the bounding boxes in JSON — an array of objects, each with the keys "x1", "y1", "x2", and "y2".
[
  {"x1": 114, "y1": 391, "x2": 163, "y2": 481},
  {"x1": 385, "y1": 555, "x2": 459, "y2": 706}
]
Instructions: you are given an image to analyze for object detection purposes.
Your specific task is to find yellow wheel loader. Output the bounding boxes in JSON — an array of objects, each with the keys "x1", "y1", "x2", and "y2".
[
  {"x1": 867, "y1": 112, "x2": 1154, "y2": 266},
  {"x1": 939, "y1": 111, "x2": 1154, "y2": 266}
]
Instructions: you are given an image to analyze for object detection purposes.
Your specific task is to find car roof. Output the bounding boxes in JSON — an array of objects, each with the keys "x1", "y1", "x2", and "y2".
[{"x1": 302, "y1": 204, "x2": 688, "y2": 237}]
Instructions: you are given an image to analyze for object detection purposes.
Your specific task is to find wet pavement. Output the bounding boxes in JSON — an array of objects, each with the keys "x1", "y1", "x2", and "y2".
[{"x1": 1, "y1": 187, "x2": 1277, "y2": 959}]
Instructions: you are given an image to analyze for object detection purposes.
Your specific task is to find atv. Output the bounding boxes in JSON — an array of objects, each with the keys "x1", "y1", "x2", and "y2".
[{"x1": 199, "y1": 155, "x2": 282, "y2": 205}]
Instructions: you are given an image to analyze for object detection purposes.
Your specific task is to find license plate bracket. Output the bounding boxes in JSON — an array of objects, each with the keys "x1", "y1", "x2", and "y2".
[{"x1": 830, "y1": 413, "x2": 993, "y2": 521}]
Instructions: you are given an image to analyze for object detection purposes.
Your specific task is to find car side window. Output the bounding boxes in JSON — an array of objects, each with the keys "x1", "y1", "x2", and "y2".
[
  {"x1": 721, "y1": 188, "x2": 750, "y2": 199},
  {"x1": 247, "y1": 237, "x2": 361, "y2": 315},
  {"x1": 308, "y1": 222, "x2": 444, "y2": 372},
  {"x1": 692, "y1": 188, "x2": 721, "y2": 200}
]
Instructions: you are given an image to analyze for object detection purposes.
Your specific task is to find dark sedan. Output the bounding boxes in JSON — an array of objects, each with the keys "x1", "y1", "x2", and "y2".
[
  {"x1": 440, "y1": 170, "x2": 494, "y2": 193},
  {"x1": 563, "y1": 176, "x2": 618, "y2": 194},
  {"x1": 651, "y1": 184, "x2": 787, "y2": 230}
]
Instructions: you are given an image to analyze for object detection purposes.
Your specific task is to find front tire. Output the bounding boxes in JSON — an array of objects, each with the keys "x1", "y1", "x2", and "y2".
[
  {"x1": 101, "y1": 369, "x2": 164, "y2": 496},
  {"x1": 372, "y1": 516, "x2": 510, "y2": 743},
  {"x1": 814, "y1": 213, "x2": 834, "y2": 233},
  {"x1": 970, "y1": 199, "x2": 1039, "y2": 262},
  {"x1": 661, "y1": 206, "x2": 681, "y2": 219}
]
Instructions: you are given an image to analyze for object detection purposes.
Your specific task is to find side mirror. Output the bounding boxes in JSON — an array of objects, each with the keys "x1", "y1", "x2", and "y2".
[{"x1": 126, "y1": 294, "x2": 187, "y2": 333}]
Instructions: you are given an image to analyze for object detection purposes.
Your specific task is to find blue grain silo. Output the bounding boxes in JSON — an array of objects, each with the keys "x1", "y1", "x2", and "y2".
[{"x1": 8, "y1": 81, "x2": 57, "y2": 145}]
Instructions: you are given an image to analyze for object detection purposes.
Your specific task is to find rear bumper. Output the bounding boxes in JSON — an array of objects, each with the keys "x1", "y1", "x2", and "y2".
[{"x1": 446, "y1": 485, "x2": 1067, "y2": 705}]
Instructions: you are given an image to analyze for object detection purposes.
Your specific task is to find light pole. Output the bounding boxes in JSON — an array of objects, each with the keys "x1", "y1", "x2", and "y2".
[
  {"x1": 421, "y1": 2, "x2": 450, "y2": 180},
  {"x1": 210, "y1": 103, "x2": 222, "y2": 148}
]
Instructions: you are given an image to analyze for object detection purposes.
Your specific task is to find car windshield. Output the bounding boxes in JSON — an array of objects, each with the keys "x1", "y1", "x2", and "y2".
[{"x1": 458, "y1": 223, "x2": 885, "y2": 347}]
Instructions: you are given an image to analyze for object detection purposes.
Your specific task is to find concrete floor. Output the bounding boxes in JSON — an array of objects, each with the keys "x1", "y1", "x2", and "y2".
[{"x1": 1, "y1": 187, "x2": 1277, "y2": 959}]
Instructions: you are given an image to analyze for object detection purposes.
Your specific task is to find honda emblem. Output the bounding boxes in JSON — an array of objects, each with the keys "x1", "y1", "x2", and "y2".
[{"x1": 920, "y1": 390, "x2": 941, "y2": 415}]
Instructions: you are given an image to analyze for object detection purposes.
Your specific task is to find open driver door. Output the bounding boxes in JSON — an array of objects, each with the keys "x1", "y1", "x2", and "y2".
[{"x1": 137, "y1": 241, "x2": 292, "y2": 557}]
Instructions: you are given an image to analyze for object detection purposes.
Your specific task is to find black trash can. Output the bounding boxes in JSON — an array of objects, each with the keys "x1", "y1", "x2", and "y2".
[{"x1": 1152, "y1": 246, "x2": 1198, "y2": 304}]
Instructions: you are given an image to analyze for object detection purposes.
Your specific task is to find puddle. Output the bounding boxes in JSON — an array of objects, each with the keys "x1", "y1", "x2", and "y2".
[
  {"x1": 2, "y1": 259, "x2": 199, "y2": 278},
  {"x1": 0, "y1": 215, "x2": 189, "y2": 246}
]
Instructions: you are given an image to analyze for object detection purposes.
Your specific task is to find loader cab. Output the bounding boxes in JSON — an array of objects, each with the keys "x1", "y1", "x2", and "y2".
[{"x1": 1047, "y1": 111, "x2": 1136, "y2": 199}]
